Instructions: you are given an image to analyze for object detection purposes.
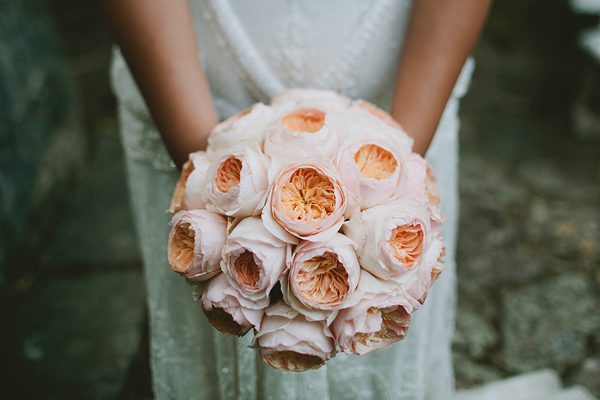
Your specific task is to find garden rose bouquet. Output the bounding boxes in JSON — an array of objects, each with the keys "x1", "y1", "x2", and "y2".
[{"x1": 167, "y1": 89, "x2": 446, "y2": 372}]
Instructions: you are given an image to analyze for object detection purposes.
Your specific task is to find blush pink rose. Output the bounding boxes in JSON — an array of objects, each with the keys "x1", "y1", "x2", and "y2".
[
  {"x1": 264, "y1": 107, "x2": 342, "y2": 161},
  {"x1": 343, "y1": 199, "x2": 433, "y2": 282},
  {"x1": 203, "y1": 142, "x2": 270, "y2": 217},
  {"x1": 262, "y1": 156, "x2": 356, "y2": 244},
  {"x1": 254, "y1": 301, "x2": 335, "y2": 372},
  {"x1": 168, "y1": 151, "x2": 212, "y2": 213},
  {"x1": 401, "y1": 153, "x2": 444, "y2": 227},
  {"x1": 332, "y1": 270, "x2": 417, "y2": 355},
  {"x1": 201, "y1": 273, "x2": 268, "y2": 336},
  {"x1": 207, "y1": 103, "x2": 273, "y2": 153},
  {"x1": 335, "y1": 137, "x2": 408, "y2": 210},
  {"x1": 167, "y1": 210, "x2": 227, "y2": 282},
  {"x1": 282, "y1": 234, "x2": 360, "y2": 323},
  {"x1": 221, "y1": 217, "x2": 290, "y2": 302}
]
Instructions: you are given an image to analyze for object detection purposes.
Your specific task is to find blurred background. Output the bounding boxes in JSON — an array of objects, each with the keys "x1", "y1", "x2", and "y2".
[{"x1": 0, "y1": 0, "x2": 599, "y2": 399}]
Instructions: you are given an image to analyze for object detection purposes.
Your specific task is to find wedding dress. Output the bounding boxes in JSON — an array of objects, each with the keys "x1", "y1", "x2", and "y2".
[{"x1": 110, "y1": 0, "x2": 474, "y2": 398}]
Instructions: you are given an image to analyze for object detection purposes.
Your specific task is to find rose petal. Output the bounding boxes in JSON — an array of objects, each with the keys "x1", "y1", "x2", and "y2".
[{"x1": 254, "y1": 301, "x2": 335, "y2": 371}]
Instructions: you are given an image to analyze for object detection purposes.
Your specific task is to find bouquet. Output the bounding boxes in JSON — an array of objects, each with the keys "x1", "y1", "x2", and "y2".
[{"x1": 166, "y1": 89, "x2": 446, "y2": 372}]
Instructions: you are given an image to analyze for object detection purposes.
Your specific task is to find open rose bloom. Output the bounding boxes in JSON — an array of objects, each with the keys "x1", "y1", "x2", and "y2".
[{"x1": 166, "y1": 89, "x2": 447, "y2": 370}]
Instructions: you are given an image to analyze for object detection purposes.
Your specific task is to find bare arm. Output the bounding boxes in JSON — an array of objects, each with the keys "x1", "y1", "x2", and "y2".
[
  {"x1": 391, "y1": 0, "x2": 492, "y2": 156},
  {"x1": 102, "y1": 0, "x2": 218, "y2": 167}
]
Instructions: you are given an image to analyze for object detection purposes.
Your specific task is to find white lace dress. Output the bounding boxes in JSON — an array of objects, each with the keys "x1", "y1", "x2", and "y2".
[{"x1": 110, "y1": 0, "x2": 474, "y2": 398}]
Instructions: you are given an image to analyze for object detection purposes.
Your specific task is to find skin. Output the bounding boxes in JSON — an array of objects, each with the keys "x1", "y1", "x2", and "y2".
[
  {"x1": 102, "y1": 0, "x2": 492, "y2": 166},
  {"x1": 391, "y1": 0, "x2": 493, "y2": 156}
]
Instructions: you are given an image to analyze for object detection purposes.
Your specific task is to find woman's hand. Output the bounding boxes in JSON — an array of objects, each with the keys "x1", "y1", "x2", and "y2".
[
  {"x1": 391, "y1": 0, "x2": 492, "y2": 156},
  {"x1": 102, "y1": 0, "x2": 219, "y2": 167}
]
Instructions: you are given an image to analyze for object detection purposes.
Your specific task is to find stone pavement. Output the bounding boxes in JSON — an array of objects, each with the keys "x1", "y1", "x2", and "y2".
[
  {"x1": 453, "y1": 0, "x2": 600, "y2": 395},
  {"x1": 0, "y1": 0, "x2": 599, "y2": 399}
]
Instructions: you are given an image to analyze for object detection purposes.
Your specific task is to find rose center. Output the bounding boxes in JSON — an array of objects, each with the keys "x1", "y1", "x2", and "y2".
[
  {"x1": 263, "y1": 351, "x2": 325, "y2": 372},
  {"x1": 297, "y1": 252, "x2": 349, "y2": 306},
  {"x1": 234, "y1": 251, "x2": 260, "y2": 288},
  {"x1": 216, "y1": 156, "x2": 242, "y2": 193},
  {"x1": 279, "y1": 168, "x2": 336, "y2": 222},
  {"x1": 281, "y1": 108, "x2": 326, "y2": 133},
  {"x1": 353, "y1": 144, "x2": 398, "y2": 180},
  {"x1": 170, "y1": 222, "x2": 195, "y2": 272},
  {"x1": 388, "y1": 222, "x2": 424, "y2": 269}
]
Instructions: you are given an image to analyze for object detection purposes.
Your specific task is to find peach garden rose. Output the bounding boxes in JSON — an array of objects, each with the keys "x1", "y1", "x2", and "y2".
[
  {"x1": 207, "y1": 103, "x2": 273, "y2": 153},
  {"x1": 167, "y1": 210, "x2": 227, "y2": 282},
  {"x1": 335, "y1": 137, "x2": 408, "y2": 210},
  {"x1": 254, "y1": 301, "x2": 335, "y2": 372},
  {"x1": 168, "y1": 151, "x2": 212, "y2": 213},
  {"x1": 221, "y1": 217, "x2": 289, "y2": 302},
  {"x1": 282, "y1": 233, "x2": 360, "y2": 323},
  {"x1": 343, "y1": 199, "x2": 433, "y2": 282},
  {"x1": 203, "y1": 141, "x2": 270, "y2": 218},
  {"x1": 201, "y1": 272, "x2": 268, "y2": 336},
  {"x1": 264, "y1": 106, "x2": 342, "y2": 161},
  {"x1": 262, "y1": 156, "x2": 356, "y2": 244},
  {"x1": 332, "y1": 269, "x2": 417, "y2": 355}
]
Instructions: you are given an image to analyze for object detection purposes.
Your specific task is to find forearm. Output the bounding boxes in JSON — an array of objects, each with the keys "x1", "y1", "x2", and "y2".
[
  {"x1": 102, "y1": 0, "x2": 218, "y2": 167},
  {"x1": 390, "y1": 0, "x2": 492, "y2": 156}
]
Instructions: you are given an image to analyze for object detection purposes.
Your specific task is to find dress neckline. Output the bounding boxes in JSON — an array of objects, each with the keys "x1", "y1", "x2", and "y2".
[{"x1": 199, "y1": 0, "x2": 399, "y2": 100}]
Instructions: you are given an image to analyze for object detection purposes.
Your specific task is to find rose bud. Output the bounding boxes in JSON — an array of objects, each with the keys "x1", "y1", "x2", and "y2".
[
  {"x1": 221, "y1": 217, "x2": 289, "y2": 302},
  {"x1": 254, "y1": 301, "x2": 335, "y2": 372},
  {"x1": 203, "y1": 141, "x2": 270, "y2": 218},
  {"x1": 207, "y1": 103, "x2": 274, "y2": 153},
  {"x1": 262, "y1": 156, "x2": 357, "y2": 244},
  {"x1": 202, "y1": 273, "x2": 268, "y2": 336},
  {"x1": 168, "y1": 151, "x2": 212, "y2": 213},
  {"x1": 343, "y1": 199, "x2": 433, "y2": 281},
  {"x1": 263, "y1": 106, "x2": 343, "y2": 161},
  {"x1": 335, "y1": 137, "x2": 408, "y2": 210},
  {"x1": 167, "y1": 210, "x2": 227, "y2": 282},
  {"x1": 332, "y1": 270, "x2": 417, "y2": 355},
  {"x1": 270, "y1": 88, "x2": 351, "y2": 114},
  {"x1": 402, "y1": 154, "x2": 444, "y2": 227},
  {"x1": 282, "y1": 234, "x2": 360, "y2": 323}
]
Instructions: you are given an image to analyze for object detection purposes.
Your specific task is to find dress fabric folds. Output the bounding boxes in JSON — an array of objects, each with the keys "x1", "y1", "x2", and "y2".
[{"x1": 110, "y1": 0, "x2": 474, "y2": 398}]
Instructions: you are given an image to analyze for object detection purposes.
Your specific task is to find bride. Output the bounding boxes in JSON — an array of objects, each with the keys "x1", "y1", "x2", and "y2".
[{"x1": 103, "y1": 1, "x2": 490, "y2": 399}]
